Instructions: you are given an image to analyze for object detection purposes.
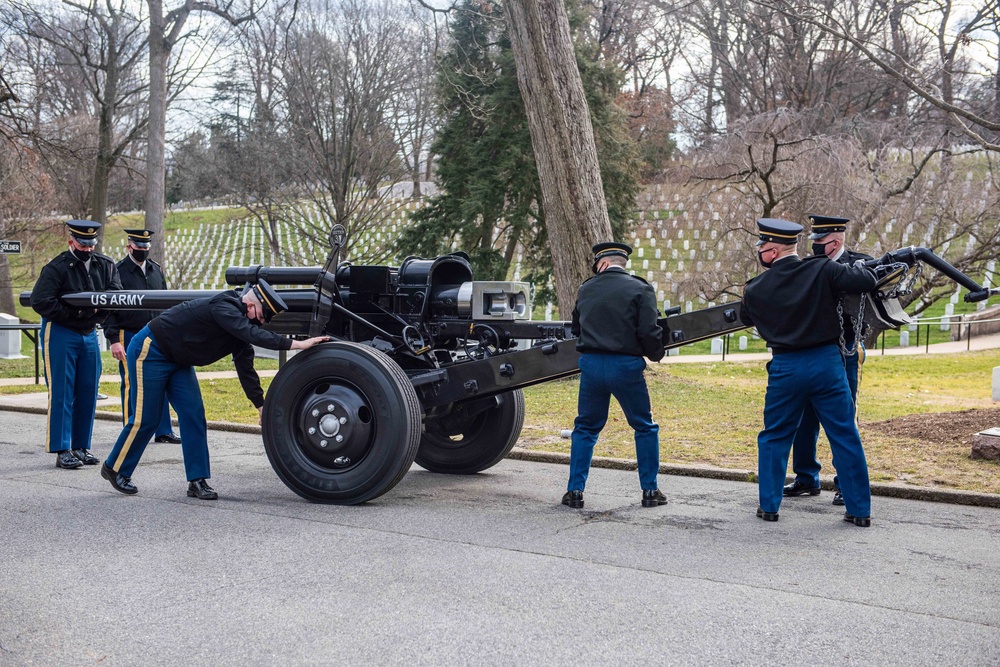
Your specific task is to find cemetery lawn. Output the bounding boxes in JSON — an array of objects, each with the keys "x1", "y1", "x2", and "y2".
[{"x1": 77, "y1": 349, "x2": 1000, "y2": 495}]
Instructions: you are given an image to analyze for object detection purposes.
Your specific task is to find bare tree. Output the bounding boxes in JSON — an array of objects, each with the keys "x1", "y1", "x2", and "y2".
[
  {"x1": 0, "y1": 136, "x2": 55, "y2": 314},
  {"x1": 207, "y1": 0, "x2": 301, "y2": 261},
  {"x1": 761, "y1": 0, "x2": 1000, "y2": 151},
  {"x1": 388, "y1": 12, "x2": 438, "y2": 199},
  {"x1": 6, "y1": 0, "x2": 149, "y2": 246},
  {"x1": 144, "y1": 0, "x2": 255, "y2": 262},
  {"x1": 281, "y1": 0, "x2": 410, "y2": 263}
]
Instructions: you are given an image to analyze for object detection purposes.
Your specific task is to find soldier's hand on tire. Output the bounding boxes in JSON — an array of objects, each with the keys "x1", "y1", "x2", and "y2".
[{"x1": 290, "y1": 336, "x2": 331, "y2": 350}]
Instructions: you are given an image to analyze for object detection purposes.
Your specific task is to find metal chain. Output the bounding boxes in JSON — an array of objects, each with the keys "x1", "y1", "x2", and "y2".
[
  {"x1": 883, "y1": 261, "x2": 921, "y2": 299},
  {"x1": 900, "y1": 261, "x2": 923, "y2": 295},
  {"x1": 837, "y1": 293, "x2": 867, "y2": 357}
]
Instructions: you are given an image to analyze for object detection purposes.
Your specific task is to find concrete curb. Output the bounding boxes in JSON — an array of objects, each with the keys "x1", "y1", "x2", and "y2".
[{"x1": 3, "y1": 402, "x2": 998, "y2": 509}]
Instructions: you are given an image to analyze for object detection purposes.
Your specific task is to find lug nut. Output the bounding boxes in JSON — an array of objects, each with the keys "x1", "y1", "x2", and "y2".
[
  {"x1": 320, "y1": 440, "x2": 328, "y2": 448},
  {"x1": 327, "y1": 404, "x2": 335, "y2": 412},
  {"x1": 311, "y1": 409, "x2": 319, "y2": 417},
  {"x1": 339, "y1": 417, "x2": 347, "y2": 424},
  {"x1": 308, "y1": 427, "x2": 316, "y2": 435},
  {"x1": 335, "y1": 435, "x2": 344, "y2": 443}
]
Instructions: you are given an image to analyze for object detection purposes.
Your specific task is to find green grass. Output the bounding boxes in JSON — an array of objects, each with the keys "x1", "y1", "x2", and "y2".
[
  {"x1": 518, "y1": 350, "x2": 1000, "y2": 494},
  {"x1": 111, "y1": 207, "x2": 248, "y2": 233}
]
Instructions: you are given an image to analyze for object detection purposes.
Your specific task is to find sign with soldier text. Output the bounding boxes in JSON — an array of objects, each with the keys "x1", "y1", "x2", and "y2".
[{"x1": 0, "y1": 240, "x2": 21, "y2": 254}]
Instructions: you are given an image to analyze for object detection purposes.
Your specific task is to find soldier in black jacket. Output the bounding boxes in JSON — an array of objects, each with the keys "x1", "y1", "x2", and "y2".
[
  {"x1": 101, "y1": 280, "x2": 329, "y2": 499},
  {"x1": 104, "y1": 229, "x2": 181, "y2": 444},
  {"x1": 30, "y1": 220, "x2": 122, "y2": 469},
  {"x1": 783, "y1": 215, "x2": 874, "y2": 506},
  {"x1": 562, "y1": 242, "x2": 667, "y2": 510},
  {"x1": 740, "y1": 219, "x2": 877, "y2": 526}
]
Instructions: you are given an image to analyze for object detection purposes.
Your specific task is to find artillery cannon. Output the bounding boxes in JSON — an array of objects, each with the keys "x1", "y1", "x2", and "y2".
[{"x1": 20, "y1": 228, "x2": 996, "y2": 504}]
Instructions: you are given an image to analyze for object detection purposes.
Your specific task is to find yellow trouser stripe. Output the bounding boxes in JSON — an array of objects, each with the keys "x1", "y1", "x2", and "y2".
[
  {"x1": 43, "y1": 323, "x2": 53, "y2": 453},
  {"x1": 120, "y1": 331, "x2": 130, "y2": 426},
  {"x1": 113, "y1": 336, "x2": 152, "y2": 471},
  {"x1": 854, "y1": 345, "x2": 865, "y2": 428}
]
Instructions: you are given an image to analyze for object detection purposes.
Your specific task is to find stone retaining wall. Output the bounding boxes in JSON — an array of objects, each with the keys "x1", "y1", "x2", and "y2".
[{"x1": 954, "y1": 304, "x2": 1000, "y2": 340}]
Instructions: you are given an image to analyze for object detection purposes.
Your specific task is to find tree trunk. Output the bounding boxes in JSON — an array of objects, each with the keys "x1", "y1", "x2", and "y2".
[
  {"x1": 145, "y1": 0, "x2": 169, "y2": 262},
  {"x1": 504, "y1": 0, "x2": 613, "y2": 318},
  {"x1": 90, "y1": 19, "x2": 119, "y2": 251}
]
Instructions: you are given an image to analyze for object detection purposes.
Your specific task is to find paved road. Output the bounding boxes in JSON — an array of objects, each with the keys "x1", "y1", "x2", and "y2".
[{"x1": 1, "y1": 411, "x2": 999, "y2": 666}]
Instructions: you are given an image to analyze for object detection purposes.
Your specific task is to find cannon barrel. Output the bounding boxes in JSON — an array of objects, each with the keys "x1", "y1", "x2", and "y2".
[
  {"x1": 224, "y1": 265, "x2": 323, "y2": 286},
  {"x1": 18, "y1": 288, "x2": 317, "y2": 311}
]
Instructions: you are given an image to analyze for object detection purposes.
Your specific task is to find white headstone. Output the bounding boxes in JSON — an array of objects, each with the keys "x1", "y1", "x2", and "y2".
[
  {"x1": 738, "y1": 336, "x2": 747, "y2": 351},
  {"x1": 710, "y1": 338, "x2": 724, "y2": 354},
  {"x1": 994, "y1": 367, "x2": 1000, "y2": 401},
  {"x1": 899, "y1": 330, "x2": 909, "y2": 347},
  {"x1": 0, "y1": 312, "x2": 26, "y2": 359},
  {"x1": 667, "y1": 348, "x2": 679, "y2": 356}
]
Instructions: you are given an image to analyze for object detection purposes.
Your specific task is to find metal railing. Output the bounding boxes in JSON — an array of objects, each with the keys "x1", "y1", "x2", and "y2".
[{"x1": 715, "y1": 315, "x2": 1000, "y2": 361}]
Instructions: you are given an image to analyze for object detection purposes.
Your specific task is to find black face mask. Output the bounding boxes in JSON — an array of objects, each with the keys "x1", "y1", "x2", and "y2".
[
  {"x1": 131, "y1": 249, "x2": 149, "y2": 263},
  {"x1": 71, "y1": 248, "x2": 93, "y2": 263},
  {"x1": 812, "y1": 241, "x2": 834, "y2": 257},
  {"x1": 757, "y1": 250, "x2": 774, "y2": 268}
]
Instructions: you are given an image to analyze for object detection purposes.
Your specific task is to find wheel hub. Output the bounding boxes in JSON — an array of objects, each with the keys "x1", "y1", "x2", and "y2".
[{"x1": 298, "y1": 384, "x2": 373, "y2": 469}]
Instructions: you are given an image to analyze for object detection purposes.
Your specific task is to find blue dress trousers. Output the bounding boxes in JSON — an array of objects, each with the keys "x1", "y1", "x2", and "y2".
[
  {"x1": 40, "y1": 319, "x2": 101, "y2": 453},
  {"x1": 790, "y1": 345, "x2": 863, "y2": 490},
  {"x1": 116, "y1": 328, "x2": 174, "y2": 437},
  {"x1": 758, "y1": 344, "x2": 871, "y2": 518},
  {"x1": 568, "y1": 353, "x2": 660, "y2": 492},
  {"x1": 105, "y1": 327, "x2": 210, "y2": 481}
]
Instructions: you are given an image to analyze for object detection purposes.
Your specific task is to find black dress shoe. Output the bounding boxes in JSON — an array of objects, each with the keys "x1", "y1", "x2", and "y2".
[
  {"x1": 832, "y1": 490, "x2": 845, "y2": 506},
  {"x1": 642, "y1": 489, "x2": 667, "y2": 507},
  {"x1": 561, "y1": 490, "x2": 584, "y2": 508},
  {"x1": 72, "y1": 449, "x2": 99, "y2": 465},
  {"x1": 101, "y1": 463, "x2": 137, "y2": 494},
  {"x1": 55, "y1": 451, "x2": 83, "y2": 469},
  {"x1": 783, "y1": 480, "x2": 821, "y2": 497},
  {"x1": 756, "y1": 507, "x2": 779, "y2": 522},
  {"x1": 187, "y1": 479, "x2": 218, "y2": 500},
  {"x1": 844, "y1": 512, "x2": 871, "y2": 527},
  {"x1": 154, "y1": 433, "x2": 182, "y2": 444}
]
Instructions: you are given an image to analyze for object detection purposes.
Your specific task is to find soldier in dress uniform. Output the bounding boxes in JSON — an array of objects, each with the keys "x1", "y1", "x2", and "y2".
[
  {"x1": 30, "y1": 220, "x2": 122, "y2": 469},
  {"x1": 104, "y1": 229, "x2": 181, "y2": 444},
  {"x1": 783, "y1": 215, "x2": 875, "y2": 506},
  {"x1": 740, "y1": 218, "x2": 877, "y2": 526},
  {"x1": 562, "y1": 242, "x2": 667, "y2": 510},
  {"x1": 100, "y1": 280, "x2": 329, "y2": 500}
]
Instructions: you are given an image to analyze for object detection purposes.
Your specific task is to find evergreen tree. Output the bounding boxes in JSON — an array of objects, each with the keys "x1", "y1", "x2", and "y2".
[{"x1": 398, "y1": 0, "x2": 640, "y2": 302}]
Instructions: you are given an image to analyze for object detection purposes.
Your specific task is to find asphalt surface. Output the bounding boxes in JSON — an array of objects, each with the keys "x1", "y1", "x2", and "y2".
[{"x1": 1, "y1": 411, "x2": 999, "y2": 666}]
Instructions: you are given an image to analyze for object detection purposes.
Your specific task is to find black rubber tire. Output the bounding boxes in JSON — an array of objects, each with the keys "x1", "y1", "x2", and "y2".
[
  {"x1": 415, "y1": 389, "x2": 525, "y2": 474},
  {"x1": 262, "y1": 342, "x2": 423, "y2": 504}
]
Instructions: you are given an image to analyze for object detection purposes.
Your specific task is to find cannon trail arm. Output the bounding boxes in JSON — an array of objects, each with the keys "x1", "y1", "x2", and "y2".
[{"x1": 868, "y1": 247, "x2": 998, "y2": 303}]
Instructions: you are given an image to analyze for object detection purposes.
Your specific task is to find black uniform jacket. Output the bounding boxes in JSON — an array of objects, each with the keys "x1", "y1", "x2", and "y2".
[
  {"x1": 148, "y1": 291, "x2": 292, "y2": 408},
  {"x1": 571, "y1": 267, "x2": 664, "y2": 361},
  {"x1": 104, "y1": 257, "x2": 169, "y2": 343},
  {"x1": 30, "y1": 250, "x2": 122, "y2": 333},
  {"x1": 740, "y1": 255, "x2": 876, "y2": 354}
]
